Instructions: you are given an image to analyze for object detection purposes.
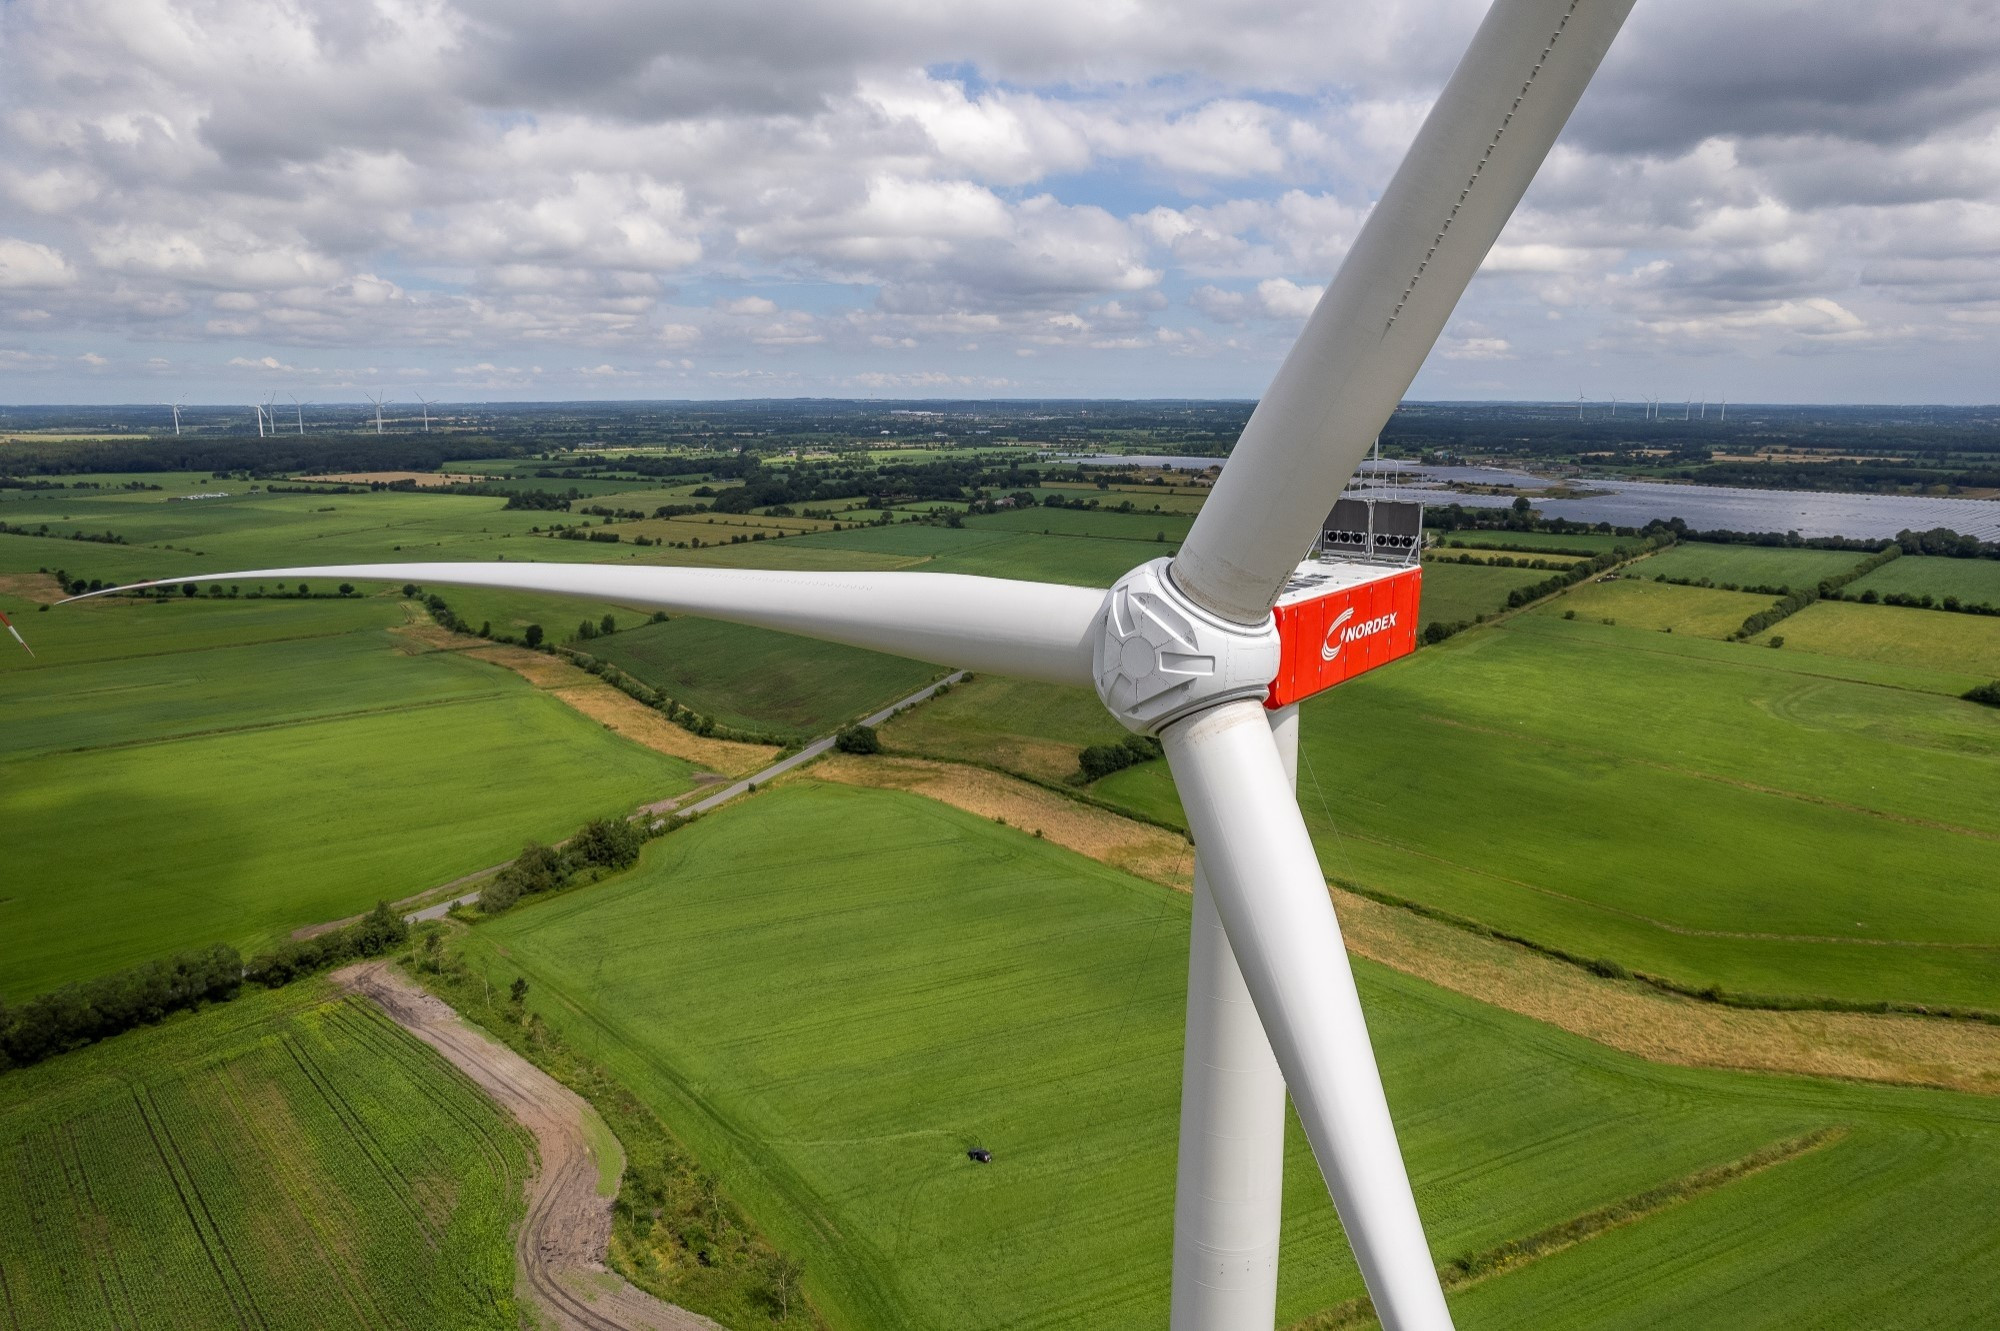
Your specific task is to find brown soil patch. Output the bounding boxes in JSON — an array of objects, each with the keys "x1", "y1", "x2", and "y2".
[
  {"x1": 817, "y1": 755, "x2": 2000, "y2": 1098},
  {"x1": 335, "y1": 963, "x2": 721, "y2": 1331},
  {"x1": 0, "y1": 571, "x2": 64, "y2": 603},
  {"x1": 813, "y1": 753, "x2": 1193, "y2": 891}
]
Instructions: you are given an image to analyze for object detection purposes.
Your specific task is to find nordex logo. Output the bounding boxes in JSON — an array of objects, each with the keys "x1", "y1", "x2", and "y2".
[{"x1": 1321, "y1": 607, "x2": 1398, "y2": 662}]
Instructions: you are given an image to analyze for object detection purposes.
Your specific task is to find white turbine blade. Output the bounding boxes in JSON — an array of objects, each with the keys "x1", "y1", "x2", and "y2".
[
  {"x1": 63, "y1": 562, "x2": 1103, "y2": 686},
  {"x1": 0, "y1": 611, "x2": 31, "y2": 657},
  {"x1": 1176, "y1": 0, "x2": 1637, "y2": 622},
  {"x1": 1163, "y1": 699, "x2": 1451, "y2": 1330}
]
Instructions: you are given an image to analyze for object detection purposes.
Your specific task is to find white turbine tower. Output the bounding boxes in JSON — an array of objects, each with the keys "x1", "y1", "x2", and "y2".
[
  {"x1": 367, "y1": 391, "x2": 387, "y2": 435},
  {"x1": 68, "y1": 4, "x2": 1636, "y2": 1326},
  {"x1": 291, "y1": 394, "x2": 305, "y2": 435},
  {"x1": 414, "y1": 393, "x2": 433, "y2": 433},
  {"x1": 254, "y1": 402, "x2": 267, "y2": 438},
  {"x1": 162, "y1": 398, "x2": 183, "y2": 436}
]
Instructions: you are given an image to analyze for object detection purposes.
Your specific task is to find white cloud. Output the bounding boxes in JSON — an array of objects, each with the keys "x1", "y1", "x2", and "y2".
[{"x1": 0, "y1": 0, "x2": 1996, "y2": 399}]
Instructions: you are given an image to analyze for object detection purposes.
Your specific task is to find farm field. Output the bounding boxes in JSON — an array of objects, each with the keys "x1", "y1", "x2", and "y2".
[
  {"x1": 1431, "y1": 529, "x2": 1626, "y2": 553},
  {"x1": 1638, "y1": 541, "x2": 1868, "y2": 588},
  {"x1": 1091, "y1": 595, "x2": 2000, "y2": 1011},
  {"x1": 1755, "y1": 598, "x2": 2000, "y2": 678},
  {"x1": 463, "y1": 781, "x2": 2000, "y2": 1331},
  {"x1": 1850, "y1": 554, "x2": 2000, "y2": 606},
  {"x1": 0, "y1": 592, "x2": 697, "y2": 997},
  {"x1": 1539, "y1": 578, "x2": 1770, "y2": 637},
  {"x1": 964, "y1": 505, "x2": 1194, "y2": 543},
  {"x1": 878, "y1": 674, "x2": 1130, "y2": 781},
  {"x1": 0, "y1": 979, "x2": 529, "y2": 1328},
  {"x1": 1414, "y1": 562, "x2": 1558, "y2": 626},
  {"x1": 592, "y1": 616, "x2": 943, "y2": 739}
]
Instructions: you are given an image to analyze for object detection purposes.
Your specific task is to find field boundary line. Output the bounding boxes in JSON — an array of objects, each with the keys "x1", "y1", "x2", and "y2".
[{"x1": 1284, "y1": 1127, "x2": 1849, "y2": 1330}]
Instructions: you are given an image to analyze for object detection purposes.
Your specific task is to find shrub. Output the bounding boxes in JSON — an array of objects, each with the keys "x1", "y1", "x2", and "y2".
[
  {"x1": 1077, "y1": 734, "x2": 1165, "y2": 782},
  {"x1": 570, "y1": 817, "x2": 644, "y2": 871},
  {"x1": 1966, "y1": 682, "x2": 2000, "y2": 708},
  {"x1": 835, "y1": 724, "x2": 881, "y2": 755}
]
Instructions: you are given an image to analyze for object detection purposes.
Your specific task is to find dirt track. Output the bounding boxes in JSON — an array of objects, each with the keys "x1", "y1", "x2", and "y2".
[{"x1": 335, "y1": 962, "x2": 724, "y2": 1331}]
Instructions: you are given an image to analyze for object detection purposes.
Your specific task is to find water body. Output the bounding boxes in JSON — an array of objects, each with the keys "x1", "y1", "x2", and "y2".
[{"x1": 1065, "y1": 454, "x2": 2000, "y2": 542}]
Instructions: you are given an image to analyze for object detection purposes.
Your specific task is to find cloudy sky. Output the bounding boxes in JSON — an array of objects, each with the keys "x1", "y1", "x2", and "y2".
[{"x1": 3, "y1": 0, "x2": 1998, "y2": 405}]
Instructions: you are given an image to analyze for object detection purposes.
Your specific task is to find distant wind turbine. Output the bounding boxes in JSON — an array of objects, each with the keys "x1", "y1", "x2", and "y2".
[
  {"x1": 414, "y1": 394, "x2": 433, "y2": 433},
  {"x1": 1576, "y1": 389, "x2": 1586, "y2": 421},
  {"x1": 366, "y1": 392, "x2": 386, "y2": 435},
  {"x1": 1719, "y1": 394, "x2": 1727, "y2": 423},
  {"x1": 253, "y1": 403, "x2": 267, "y2": 438},
  {"x1": 161, "y1": 398, "x2": 183, "y2": 436},
  {"x1": 290, "y1": 394, "x2": 305, "y2": 435}
]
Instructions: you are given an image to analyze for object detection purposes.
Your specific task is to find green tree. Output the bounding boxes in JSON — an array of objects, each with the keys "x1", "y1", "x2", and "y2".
[
  {"x1": 600, "y1": 613, "x2": 617, "y2": 635},
  {"x1": 835, "y1": 724, "x2": 880, "y2": 754},
  {"x1": 509, "y1": 977, "x2": 529, "y2": 1004},
  {"x1": 524, "y1": 623, "x2": 544, "y2": 648}
]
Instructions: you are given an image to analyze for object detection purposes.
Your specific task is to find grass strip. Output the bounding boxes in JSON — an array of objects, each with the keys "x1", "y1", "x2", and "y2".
[{"x1": 1285, "y1": 1127, "x2": 1849, "y2": 1331}]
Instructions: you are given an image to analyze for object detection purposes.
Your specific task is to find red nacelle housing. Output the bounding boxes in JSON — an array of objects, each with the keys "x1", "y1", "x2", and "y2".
[{"x1": 1265, "y1": 562, "x2": 1422, "y2": 709}]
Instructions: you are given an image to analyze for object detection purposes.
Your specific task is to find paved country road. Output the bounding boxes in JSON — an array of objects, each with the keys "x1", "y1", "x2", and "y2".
[
  {"x1": 335, "y1": 961, "x2": 723, "y2": 1331},
  {"x1": 408, "y1": 670, "x2": 968, "y2": 923}
]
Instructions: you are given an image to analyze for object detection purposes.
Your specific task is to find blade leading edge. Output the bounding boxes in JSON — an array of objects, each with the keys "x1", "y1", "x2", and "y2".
[
  {"x1": 64, "y1": 562, "x2": 1104, "y2": 687},
  {"x1": 1175, "y1": 0, "x2": 1638, "y2": 623},
  {"x1": 1163, "y1": 699, "x2": 1452, "y2": 1331}
]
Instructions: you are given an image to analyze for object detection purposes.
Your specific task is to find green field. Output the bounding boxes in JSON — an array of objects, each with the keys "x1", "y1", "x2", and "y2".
[
  {"x1": 1851, "y1": 555, "x2": 2000, "y2": 606},
  {"x1": 0, "y1": 979, "x2": 529, "y2": 1328},
  {"x1": 879, "y1": 674, "x2": 1130, "y2": 780},
  {"x1": 1431, "y1": 529, "x2": 1627, "y2": 553},
  {"x1": 1534, "y1": 578, "x2": 1772, "y2": 638},
  {"x1": 0, "y1": 593, "x2": 697, "y2": 997},
  {"x1": 1092, "y1": 598, "x2": 2000, "y2": 1011},
  {"x1": 592, "y1": 617, "x2": 943, "y2": 739},
  {"x1": 465, "y1": 782, "x2": 2000, "y2": 1331},
  {"x1": 1758, "y1": 598, "x2": 2000, "y2": 678},
  {"x1": 1638, "y1": 542, "x2": 1868, "y2": 589},
  {"x1": 964, "y1": 505, "x2": 1194, "y2": 543},
  {"x1": 1416, "y1": 562, "x2": 1559, "y2": 626}
]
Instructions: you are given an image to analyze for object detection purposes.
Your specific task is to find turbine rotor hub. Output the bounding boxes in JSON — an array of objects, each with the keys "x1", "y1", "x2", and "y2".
[{"x1": 1092, "y1": 558, "x2": 1281, "y2": 735}]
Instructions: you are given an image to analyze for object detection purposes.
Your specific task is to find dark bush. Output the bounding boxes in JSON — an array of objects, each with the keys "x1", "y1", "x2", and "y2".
[{"x1": 835, "y1": 724, "x2": 881, "y2": 754}]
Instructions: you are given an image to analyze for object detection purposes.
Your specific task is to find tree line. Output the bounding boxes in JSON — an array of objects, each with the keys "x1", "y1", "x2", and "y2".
[{"x1": 0, "y1": 904, "x2": 408, "y2": 1072}]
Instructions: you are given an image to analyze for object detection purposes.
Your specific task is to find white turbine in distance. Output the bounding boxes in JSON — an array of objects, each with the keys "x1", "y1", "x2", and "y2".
[
  {"x1": 253, "y1": 401, "x2": 267, "y2": 438},
  {"x1": 367, "y1": 391, "x2": 387, "y2": 435},
  {"x1": 162, "y1": 398, "x2": 184, "y2": 436},
  {"x1": 291, "y1": 393, "x2": 305, "y2": 435},
  {"x1": 70, "y1": 4, "x2": 1637, "y2": 1326},
  {"x1": 414, "y1": 393, "x2": 434, "y2": 433}
]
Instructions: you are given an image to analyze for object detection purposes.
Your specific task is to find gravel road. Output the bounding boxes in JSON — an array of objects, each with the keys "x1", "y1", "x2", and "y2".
[{"x1": 335, "y1": 962, "x2": 724, "y2": 1331}]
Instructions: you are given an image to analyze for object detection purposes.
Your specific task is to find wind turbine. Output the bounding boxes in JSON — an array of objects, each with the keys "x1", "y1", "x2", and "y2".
[
  {"x1": 414, "y1": 393, "x2": 433, "y2": 433},
  {"x1": 367, "y1": 391, "x2": 386, "y2": 435},
  {"x1": 1576, "y1": 388, "x2": 1586, "y2": 420},
  {"x1": 253, "y1": 402, "x2": 267, "y2": 438},
  {"x1": 291, "y1": 394, "x2": 305, "y2": 435},
  {"x1": 162, "y1": 398, "x2": 183, "y2": 436},
  {"x1": 1719, "y1": 394, "x2": 1727, "y2": 424},
  {"x1": 66, "y1": 4, "x2": 1636, "y2": 1326}
]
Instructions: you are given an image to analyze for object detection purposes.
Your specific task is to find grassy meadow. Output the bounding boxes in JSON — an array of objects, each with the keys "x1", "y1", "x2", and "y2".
[
  {"x1": 464, "y1": 781, "x2": 2000, "y2": 1331},
  {"x1": 1638, "y1": 542, "x2": 1870, "y2": 588},
  {"x1": 0, "y1": 591, "x2": 698, "y2": 997},
  {"x1": 0, "y1": 979, "x2": 529, "y2": 1328},
  {"x1": 1851, "y1": 554, "x2": 2000, "y2": 605},
  {"x1": 593, "y1": 617, "x2": 943, "y2": 739},
  {"x1": 1090, "y1": 590, "x2": 2000, "y2": 1011}
]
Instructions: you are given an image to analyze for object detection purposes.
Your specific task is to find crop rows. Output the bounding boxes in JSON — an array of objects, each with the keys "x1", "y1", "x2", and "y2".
[{"x1": 0, "y1": 986, "x2": 528, "y2": 1329}]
